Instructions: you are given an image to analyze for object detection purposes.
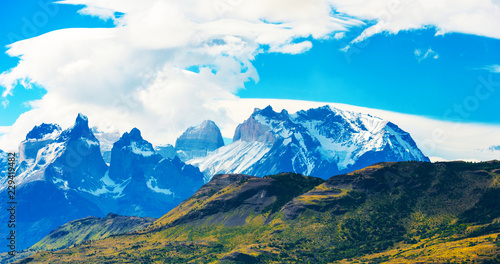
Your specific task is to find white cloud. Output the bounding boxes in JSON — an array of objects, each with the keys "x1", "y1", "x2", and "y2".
[
  {"x1": 0, "y1": 0, "x2": 361, "y2": 150},
  {"x1": 329, "y1": 0, "x2": 500, "y2": 48},
  {"x1": 76, "y1": 5, "x2": 117, "y2": 21},
  {"x1": 269, "y1": 41, "x2": 313, "y2": 54},
  {"x1": 414, "y1": 48, "x2": 439, "y2": 62}
]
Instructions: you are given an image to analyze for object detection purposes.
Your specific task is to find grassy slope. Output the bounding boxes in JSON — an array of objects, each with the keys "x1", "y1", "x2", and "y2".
[{"x1": 17, "y1": 161, "x2": 500, "y2": 263}]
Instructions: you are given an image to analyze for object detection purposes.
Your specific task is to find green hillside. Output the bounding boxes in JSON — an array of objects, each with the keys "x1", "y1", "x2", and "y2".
[
  {"x1": 17, "y1": 161, "x2": 500, "y2": 263},
  {"x1": 30, "y1": 213, "x2": 156, "y2": 252}
]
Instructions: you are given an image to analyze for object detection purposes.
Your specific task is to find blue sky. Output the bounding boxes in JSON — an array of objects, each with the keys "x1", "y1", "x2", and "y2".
[
  {"x1": 240, "y1": 30, "x2": 500, "y2": 124},
  {"x1": 0, "y1": 0, "x2": 499, "y2": 160}
]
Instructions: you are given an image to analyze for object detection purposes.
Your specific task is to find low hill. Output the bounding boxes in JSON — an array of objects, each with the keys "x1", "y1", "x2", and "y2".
[
  {"x1": 2, "y1": 213, "x2": 155, "y2": 264},
  {"x1": 30, "y1": 213, "x2": 156, "y2": 252}
]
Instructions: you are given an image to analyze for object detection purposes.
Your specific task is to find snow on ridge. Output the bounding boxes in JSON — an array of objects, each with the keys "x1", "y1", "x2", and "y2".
[
  {"x1": 384, "y1": 125, "x2": 426, "y2": 160},
  {"x1": 25, "y1": 129, "x2": 61, "y2": 142},
  {"x1": 83, "y1": 138, "x2": 100, "y2": 147},
  {"x1": 298, "y1": 114, "x2": 420, "y2": 169},
  {"x1": 255, "y1": 105, "x2": 417, "y2": 170},
  {"x1": 146, "y1": 178, "x2": 173, "y2": 196},
  {"x1": 77, "y1": 172, "x2": 131, "y2": 198},
  {"x1": 188, "y1": 140, "x2": 272, "y2": 182},
  {"x1": 78, "y1": 185, "x2": 108, "y2": 196},
  {"x1": 52, "y1": 177, "x2": 69, "y2": 190},
  {"x1": 128, "y1": 142, "x2": 155, "y2": 157},
  {"x1": 36, "y1": 142, "x2": 66, "y2": 166}
]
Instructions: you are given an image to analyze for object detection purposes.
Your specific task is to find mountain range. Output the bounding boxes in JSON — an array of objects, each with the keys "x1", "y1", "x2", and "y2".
[
  {"x1": 0, "y1": 114, "x2": 204, "y2": 250},
  {"x1": 18, "y1": 161, "x2": 500, "y2": 263},
  {"x1": 0, "y1": 105, "x2": 429, "y2": 251},
  {"x1": 189, "y1": 105, "x2": 429, "y2": 180}
]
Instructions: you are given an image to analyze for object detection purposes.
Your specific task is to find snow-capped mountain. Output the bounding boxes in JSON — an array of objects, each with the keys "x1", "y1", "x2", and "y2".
[
  {"x1": 1, "y1": 114, "x2": 107, "y2": 250},
  {"x1": 0, "y1": 114, "x2": 204, "y2": 251},
  {"x1": 189, "y1": 105, "x2": 430, "y2": 180},
  {"x1": 175, "y1": 120, "x2": 225, "y2": 161},
  {"x1": 13, "y1": 114, "x2": 107, "y2": 191},
  {"x1": 101, "y1": 128, "x2": 205, "y2": 217},
  {"x1": 17, "y1": 123, "x2": 61, "y2": 176},
  {"x1": 108, "y1": 128, "x2": 161, "y2": 184}
]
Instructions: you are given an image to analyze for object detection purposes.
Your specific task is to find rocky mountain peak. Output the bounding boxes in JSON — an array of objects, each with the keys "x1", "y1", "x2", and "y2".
[
  {"x1": 57, "y1": 114, "x2": 97, "y2": 143},
  {"x1": 253, "y1": 105, "x2": 288, "y2": 121},
  {"x1": 129, "y1": 128, "x2": 142, "y2": 141},
  {"x1": 113, "y1": 128, "x2": 155, "y2": 156},
  {"x1": 233, "y1": 115, "x2": 275, "y2": 144},
  {"x1": 26, "y1": 123, "x2": 62, "y2": 141},
  {"x1": 175, "y1": 120, "x2": 225, "y2": 161}
]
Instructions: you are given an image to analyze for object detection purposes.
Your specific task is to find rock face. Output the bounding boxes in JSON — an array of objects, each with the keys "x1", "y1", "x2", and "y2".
[
  {"x1": 51, "y1": 114, "x2": 109, "y2": 191},
  {"x1": 189, "y1": 105, "x2": 430, "y2": 180},
  {"x1": 0, "y1": 115, "x2": 205, "y2": 251},
  {"x1": 175, "y1": 120, "x2": 225, "y2": 161},
  {"x1": 108, "y1": 128, "x2": 161, "y2": 184},
  {"x1": 103, "y1": 128, "x2": 205, "y2": 217},
  {"x1": 233, "y1": 111, "x2": 276, "y2": 144},
  {"x1": 18, "y1": 123, "x2": 61, "y2": 164}
]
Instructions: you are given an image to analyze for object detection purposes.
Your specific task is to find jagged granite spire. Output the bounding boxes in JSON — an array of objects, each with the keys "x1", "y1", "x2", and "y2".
[
  {"x1": 108, "y1": 128, "x2": 162, "y2": 183},
  {"x1": 57, "y1": 113, "x2": 97, "y2": 142}
]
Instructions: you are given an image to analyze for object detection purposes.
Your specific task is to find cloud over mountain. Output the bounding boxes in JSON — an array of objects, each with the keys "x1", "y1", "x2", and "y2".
[
  {"x1": 0, "y1": 0, "x2": 362, "y2": 150},
  {"x1": 0, "y1": 0, "x2": 499, "y2": 157}
]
